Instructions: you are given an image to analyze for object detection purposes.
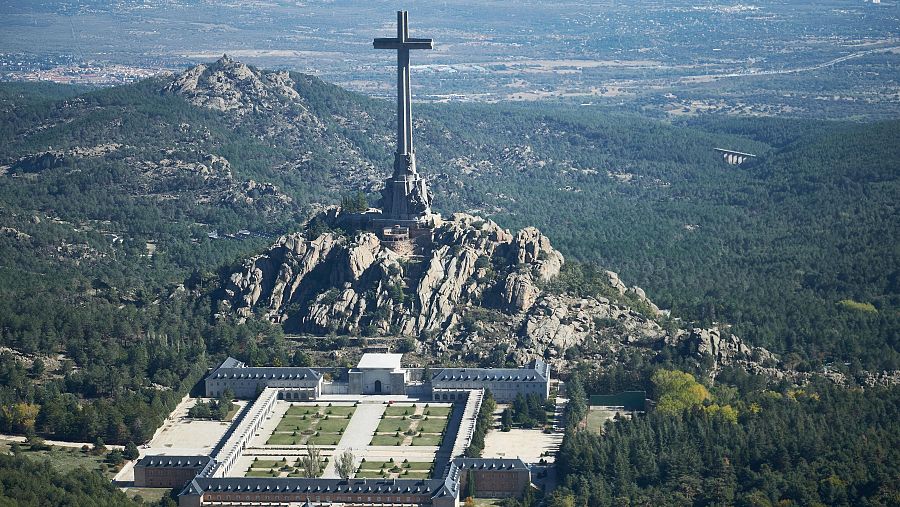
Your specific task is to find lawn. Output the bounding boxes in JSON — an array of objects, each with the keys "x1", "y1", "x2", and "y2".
[
  {"x1": 275, "y1": 417, "x2": 310, "y2": 432},
  {"x1": 377, "y1": 419, "x2": 408, "y2": 433},
  {"x1": 124, "y1": 487, "x2": 171, "y2": 504},
  {"x1": 423, "y1": 406, "x2": 452, "y2": 417},
  {"x1": 266, "y1": 433, "x2": 299, "y2": 445},
  {"x1": 250, "y1": 459, "x2": 282, "y2": 468},
  {"x1": 323, "y1": 406, "x2": 356, "y2": 417},
  {"x1": 358, "y1": 460, "x2": 398, "y2": 470},
  {"x1": 286, "y1": 406, "x2": 318, "y2": 416},
  {"x1": 411, "y1": 434, "x2": 442, "y2": 446},
  {"x1": 314, "y1": 418, "x2": 349, "y2": 433},
  {"x1": 403, "y1": 461, "x2": 433, "y2": 471},
  {"x1": 369, "y1": 435, "x2": 404, "y2": 446},
  {"x1": 306, "y1": 434, "x2": 341, "y2": 446},
  {"x1": 384, "y1": 405, "x2": 416, "y2": 417},
  {"x1": 356, "y1": 460, "x2": 434, "y2": 479},
  {"x1": 416, "y1": 417, "x2": 447, "y2": 434},
  {"x1": 288, "y1": 470, "x2": 322, "y2": 478},
  {"x1": 356, "y1": 469, "x2": 388, "y2": 478},
  {"x1": 400, "y1": 470, "x2": 431, "y2": 478},
  {"x1": 245, "y1": 469, "x2": 279, "y2": 477}
]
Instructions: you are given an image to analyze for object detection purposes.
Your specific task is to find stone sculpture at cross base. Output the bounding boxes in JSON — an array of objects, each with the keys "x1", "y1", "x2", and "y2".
[{"x1": 379, "y1": 152, "x2": 432, "y2": 221}]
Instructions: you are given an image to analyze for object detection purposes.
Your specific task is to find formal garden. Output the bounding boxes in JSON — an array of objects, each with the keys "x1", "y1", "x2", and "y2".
[
  {"x1": 266, "y1": 403, "x2": 356, "y2": 446},
  {"x1": 244, "y1": 455, "x2": 328, "y2": 478},
  {"x1": 369, "y1": 403, "x2": 450, "y2": 447},
  {"x1": 355, "y1": 458, "x2": 433, "y2": 479}
]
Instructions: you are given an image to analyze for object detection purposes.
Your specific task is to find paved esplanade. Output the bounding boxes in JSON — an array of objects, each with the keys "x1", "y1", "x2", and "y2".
[
  {"x1": 374, "y1": 11, "x2": 434, "y2": 223},
  {"x1": 321, "y1": 403, "x2": 385, "y2": 478}
]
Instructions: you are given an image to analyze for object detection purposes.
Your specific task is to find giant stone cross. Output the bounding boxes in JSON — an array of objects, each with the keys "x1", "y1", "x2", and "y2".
[{"x1": 373, "y1": 11, "x2": 435, "y2": 225}]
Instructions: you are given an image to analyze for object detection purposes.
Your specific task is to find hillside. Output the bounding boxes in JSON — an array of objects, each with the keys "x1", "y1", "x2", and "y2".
[
  {"x1": 2, "y1": 57, "x2": 897, "y2": 369},
  {"x1": 0, "y1": 57, "x2": 897, "y2": 446}
]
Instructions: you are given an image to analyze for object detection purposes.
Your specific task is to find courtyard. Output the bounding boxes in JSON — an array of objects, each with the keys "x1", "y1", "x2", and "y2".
[{"x1": 229, "y1": 399, "x2": 456, "y2": 480}]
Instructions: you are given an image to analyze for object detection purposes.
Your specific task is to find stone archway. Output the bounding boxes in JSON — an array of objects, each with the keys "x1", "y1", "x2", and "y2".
[{"x1": 374, "y1": 380, "x2": 382, "y2": 394}]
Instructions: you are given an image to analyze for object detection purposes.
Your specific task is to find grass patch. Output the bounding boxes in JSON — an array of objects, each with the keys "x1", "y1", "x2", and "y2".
[
  {"x1": 266, "y1": 434, "x2": 299, "y2": 445},
  {"x1": 356, "y1": 469, "x2": 388, "y2": 478},
  {"x1": 384, "y1": 405, "x2": 415, "y2": 417},
  {"x1": 245, "y1": 469, "x2": 278, "y2": 477},
  {"x1": 585, "y1": 408, "x2": 616, "y2": 434},
  {"x1": 306, "y1": 434, "x2": 341, "y2": 446},
  {"x1": 324, "y1": 406, "x2": 356, "y2": 416},
  {"x1": 315, "y1": 418, "x2": 350, "y2": 433},
  {"x1": 358, "y1": 460, "x2": 394, "y2": 470},
  {"x1": 125, "y1": 488, "x2": 171, "y2": 504},
  {"x1": 10, "y1": 443, "x2": 113, "y2": 479},
  {"x1": 356, "y1": 461, "x2": 433, "y2": 479},
  {"x1": 838, "y1": 299, "x2": 878, "y2": 313},
  {"x1": 416, "y1": 417, "x2": 447, "y2": 433},
  {"x1": 411, "y1": 434, "x2": 442, "y2": 446},
  {"x1": 275, "y1": 418, "x2": 309, "y2": 432},
  {"x1": 285, "y1": 406, "x2": 315, "y2": 416},
  {"x1": 369, "y1": 435, "x2": 404, "y2": 446},
  {"x1": 423, "y1": 406, "x2": 452, "y2": 417},
  {"x1": 221, "y1": 405, "x2": 242, "y2": 421},
  {"x1": 288, "y1": 467, "x2": 324, "y2": 478},
  {"x1": 403, "y1": 461, "x2": 433, "y2": 470},
  {"x1": 377, "y1": 419, "x2": 407, "y2": 433},
  {"x1": 250, "y1": 459, "x2": 282, "y2": 468},
  {"x1": 401, "y1": 470, "x2": 432, "y2": 478}
]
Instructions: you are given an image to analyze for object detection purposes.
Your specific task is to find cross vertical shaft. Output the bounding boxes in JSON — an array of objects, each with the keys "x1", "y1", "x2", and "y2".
[
  {"x1": 374, "y1": 11, "x2": 433, "y2": 177},
  {"x1": 398, "y1": 11, "x2": 411, "y2": 157}
]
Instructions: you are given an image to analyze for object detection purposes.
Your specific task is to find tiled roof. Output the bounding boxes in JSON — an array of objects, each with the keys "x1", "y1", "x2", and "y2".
[
  {"x1": 218, "y1": 357, "x2": 244, "y2": 369},
  {"x1": 431, "y1": 368, "x2": 545, "y2": 383},
  {"x1": 452, "y1": 458, "x2": 528, "y2": 471},
  {"x1": 209, "y1": 358, "x2": 322, "y2": 383},
  {"x1": 183, "y1": 477, "x2": 449, "y2": 497},
  {"x1": 136, "y1": 455, "x2": 212, "y2": 469}
]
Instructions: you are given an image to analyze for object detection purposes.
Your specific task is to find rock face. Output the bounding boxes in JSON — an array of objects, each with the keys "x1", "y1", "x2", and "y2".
[
  {"x1": 165, "y1": 55, "x2": 301, "y2": 114},
  {"x1": 218, "y1": 212, "x2": 563, "y2": 337},
  {"x1": 218, "y1": 210, "x2": 775, "y2": 375}
]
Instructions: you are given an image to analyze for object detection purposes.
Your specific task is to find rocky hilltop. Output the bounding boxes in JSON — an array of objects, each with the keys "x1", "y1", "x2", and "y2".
[
  {"x1": 162, "y1": 55, "x2": 383, "y2": 192},
  {"x1": 218, "y1": 211, "x2": 776, "y2": 375},
  {"x1": 220, "y1": 212, "x2": 562, "y2": 334}
]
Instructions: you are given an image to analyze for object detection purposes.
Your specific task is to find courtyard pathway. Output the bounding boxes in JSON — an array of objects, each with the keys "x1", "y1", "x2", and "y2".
[{"x1": 321, "y1": 402, "x2": 385, "y2": 478}]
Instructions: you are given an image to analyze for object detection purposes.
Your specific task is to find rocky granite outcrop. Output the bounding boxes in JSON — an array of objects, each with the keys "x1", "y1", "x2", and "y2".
[
  {"x1": 218, "y1": 210, "x2": 775, "y2": 376},
  {"x1": 164, "y1": 55, "x2": 302, "y2": 114},
  {"x1": 218, "y1": 212, "x2": 564, "y2": 338}
]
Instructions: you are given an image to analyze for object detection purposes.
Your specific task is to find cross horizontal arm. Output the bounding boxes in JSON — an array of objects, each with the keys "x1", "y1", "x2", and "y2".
[{"x1": 373, "y1": 38, "x2": 434, "y2": 50}]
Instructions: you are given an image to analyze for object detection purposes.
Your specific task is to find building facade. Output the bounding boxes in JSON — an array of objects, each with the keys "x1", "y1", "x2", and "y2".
[
  {"x1": 430, "y1": 359, "x2": 551, "y2": 403},
  {"x1": 205, "y1": 354, "x2": 551, "y2": 404},
  {"x1": 134, "y1": 455, "x2": 214, "y2": 488},
  {"x1": 178, "y1": 476, "x2": 460, "y2": 507},
  {"x1": 452, "y1": 458, "x2": 531, "y2": 499},
  {"x1": 348, "y1": 353, "x2": 408, "y2": 395}
]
